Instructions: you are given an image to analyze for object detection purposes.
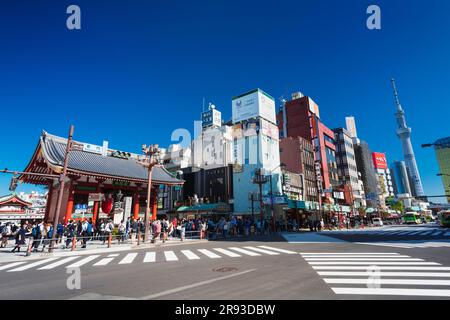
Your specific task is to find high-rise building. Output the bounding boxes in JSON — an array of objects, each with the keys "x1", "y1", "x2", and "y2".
[
  {"x1": 279, "y1": 136, "x2": 318, "y2": 204},
  {"x1": 433, "y1": 137, "x2": 450, "y2": 202},
  {"x1": 333, "y1": 127, "x2": 364, "y2": 208},
  {"x1": 372, "y1": 152, "x2": 395, "y2": 201},
  {"x1": 391, "y1": 79, "x2": 425, "y2": 197},
  {"x1": 390, "y1": 160, "x2": 412, "y2": 197},
  {"x1": 277, "y1": 92, "x2": 339, "y2": 198},
  {"x1": 231, "y1": 89, "x2": 282, "y2": 215},
  {"x1": 354, "y1": 141, "x2": 380, "y2": 208}
]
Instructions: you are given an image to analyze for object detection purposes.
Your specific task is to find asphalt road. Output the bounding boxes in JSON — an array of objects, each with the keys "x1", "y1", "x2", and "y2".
[{"x1": 0, "y1": 224, "x2": 449, "y2": 300}]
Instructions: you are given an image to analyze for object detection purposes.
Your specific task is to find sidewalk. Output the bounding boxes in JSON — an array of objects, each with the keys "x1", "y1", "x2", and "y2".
[{"x1": 0, "y1": 236, "x2": 207, "y2": 263}]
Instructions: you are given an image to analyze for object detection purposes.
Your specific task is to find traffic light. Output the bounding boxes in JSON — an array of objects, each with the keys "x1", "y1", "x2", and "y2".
[{"x1": 9, "y1": 177, "x2": 18, "y2": 192}]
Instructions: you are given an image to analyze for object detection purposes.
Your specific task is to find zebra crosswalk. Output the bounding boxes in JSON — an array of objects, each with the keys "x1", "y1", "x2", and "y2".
[
  {"x1": 301, "y1": 252, "x2": 450, "y2": 297},
  {"x1": 322, "y1": 226, "x2": 450, "y2": 238},
  {"x1": 357, "y1": 241, "x2": 450, "y2": 249},
  {"x1": 0, "y1": 245, "x2": 297, "y2": 273}
]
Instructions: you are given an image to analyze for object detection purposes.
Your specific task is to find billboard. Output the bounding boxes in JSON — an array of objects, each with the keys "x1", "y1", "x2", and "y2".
[
  {"x1": 201, "y1": 108, "x2": 221, "y2": 128},
  {"x1": 372, "y1": 152, "x2": 388, "y2": 169},
  {"x1": 260, "y1": 118, "x2": 279, "y2": 141},
  {"x1": 232, "y1": 89, "x2": 276, "y2": 124}
]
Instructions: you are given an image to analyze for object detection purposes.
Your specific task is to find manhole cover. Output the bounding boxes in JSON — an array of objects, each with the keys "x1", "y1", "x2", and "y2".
[{"x1": 212, "y1": 267, "x2": 238, "y2": 272}]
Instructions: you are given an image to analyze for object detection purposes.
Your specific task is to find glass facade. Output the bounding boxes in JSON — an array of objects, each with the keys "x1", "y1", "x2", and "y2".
[{"x1": 435, "y1": 137, "x2": 450, "y2": 201}]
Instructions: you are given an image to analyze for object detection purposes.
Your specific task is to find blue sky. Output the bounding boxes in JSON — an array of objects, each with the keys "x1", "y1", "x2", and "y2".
[{"x1": 0, "y1": 0, "x2": 449, "y2": 202}]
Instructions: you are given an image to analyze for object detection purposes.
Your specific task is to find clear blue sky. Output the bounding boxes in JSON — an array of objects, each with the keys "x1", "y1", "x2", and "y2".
[{"x1": 1, "y1": 0, "x2": 449, "y2": 202}]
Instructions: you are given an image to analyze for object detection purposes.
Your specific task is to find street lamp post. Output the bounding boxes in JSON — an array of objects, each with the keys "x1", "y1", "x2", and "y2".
[
  {"x1": 267, "y1": 163, "x2": 286, "y2": 232},
  {"x1": 140, "y1": 144, "x2": 160, "y2": 243}
]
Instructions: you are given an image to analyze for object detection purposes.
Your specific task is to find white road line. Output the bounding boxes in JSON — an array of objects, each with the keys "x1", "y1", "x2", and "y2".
[
  {"x1": 143, "y1": 252, "x2": 156, "y2": 263},
  {"x1": 93, "y1": 258, "x2": 115, "y2": 266},
  {"x1": 213, "y1": 248, "x2": 241, "y2": 257},
  {"x1": 197, "y1": 249, "x2": 221, "y2": 259},
  {"x1": 38, "y1": 256, "x2": 80, "y2": 270},
  {"x1": 8, "y1": 258, "x2": 59, "y2": 272},
  {"x1": 118, "y1": 253, "x2": 138, "y2": 264},
  {"x1": 258, "y1": 246, "x2": 297, "y2": 254},
  {"x1": 140, "y1": 269, "x2": 257, "y2": 300},
  {"x1": 431, "y1": 231, "x2": 444, "y2": 236},
  {"x1": 304, "y1": 258, "x2": 424, "y2": 261},
  {"x1": 300, "y1": 252, "x2": 399, "y2": 255},
  {"x1": 228, "y1": 247, "x2": 261, "y2": 256},
  {"x1": 0, "y1": 261, "x2": 27, "y2": 271},
  {"x1": 108, "y1": 254, "x2": 120, "y2": 257},
  {"x1": 408, "y1": 231, "x2": 425, "y2": 235},
  {"x1": 243, "y1": 246, "x2": 280, "y2": 255},
  {"x1": 164, "y1": 251, "x2": 179, "y2": 261},
  {"x1": 301, "y1": 255, "x2": 411, "y2": 258},
  {"x1": 331, "y1": 287, "x2": 450, "y2": 297},
  {"x1": 312, "y1": 266, "x2": 450, "y2": 271},
  {"x1": 181, "y1": 250, "x2": 201, "y2": 260},
  {"x1": 324, "y1": 278, "x2": 450, "y2": 286},
  {"x1": 309, "y1": 262, "x2": 440, "y2": 265},
  {"x1": 66, "y1": 255, "x2": 100, "y2": 268},
  {"x1": 318, "y1": 271, "x2": 450, "y2": 277},
  {"x1": 421, "y1": 231, "x2": 435, "y2": 236}
]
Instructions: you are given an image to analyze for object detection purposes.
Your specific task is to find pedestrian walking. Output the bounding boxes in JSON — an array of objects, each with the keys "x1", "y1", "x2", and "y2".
[
  {"x1": 11, "y1": 224, "x2": 26, "y2": 253},
  {"x1": 1, "y1": 223, "x2": 11, "y2": 248},
  {"x1": 118, "y1": 220, "x2": 126, "y2": 243}
]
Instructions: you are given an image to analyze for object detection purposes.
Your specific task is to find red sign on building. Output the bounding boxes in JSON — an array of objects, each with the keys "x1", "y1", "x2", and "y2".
[{"x1": 372, "y1": 152, "x2": 388, "y2": 169}]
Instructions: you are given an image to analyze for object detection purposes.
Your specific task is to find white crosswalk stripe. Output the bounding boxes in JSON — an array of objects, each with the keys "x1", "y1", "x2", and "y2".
[
  {"x1": 181, "y1": 250, "x2": 201, "y2": 260},
  {"x1": 118, "y1": 253, "x2": 138, "y2": 265},
  {"x1": 164, "y1": 251, "x2": 178, "y2": 261},
  {"x1": 0, "y1": 261, "x2": 27, "y2": 271},
  {"x1": 358, "y1": 242, "x2": 450, "y2": 249},
  {"x1": 93, "y1": 258, "x2": 115, "y2": 266},
  {"x1": 66, "y1": 255, "x2": 100, "y2": 268},
  {"x1": 8, "y1": 258, "x2": 59, "y2": 272},
  {"x1": 213, "y1": 248, "x2": 241, "y2": 257},
  {"x1": 243, "y1": 246, "x2": 280, "y2": 255},
  {"x1": 301, "y1": 251, "x2": 450, "y2": 297},
  {"x1": 38, "y1": 257, "x2": 80, "y2": 270},
  {"x1": 143, "y1": 252, "x2": 156, "y2": 263},
  {"x1": 0, "y1": 245, "x2": 296, "y2": 272},
  {"x1": 228, "y1": 247, "x2": 261, "y2": 256},
  {"x1": 258, "y1": 246, "x2": 297, "y2": 254},
  {"x1": 197, "y1": 249, "x2": 221, "y2": 259}
]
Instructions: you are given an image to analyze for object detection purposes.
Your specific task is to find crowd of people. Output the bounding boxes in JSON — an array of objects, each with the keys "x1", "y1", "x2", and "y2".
[{"x1": 0, "y1": 214, "x2": 339, "y2": 253}]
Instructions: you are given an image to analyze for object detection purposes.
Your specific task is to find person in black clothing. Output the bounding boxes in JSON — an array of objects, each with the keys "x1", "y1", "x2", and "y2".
[{"x1": 11, "y1": 224, "x2": 26, "y2": 253}]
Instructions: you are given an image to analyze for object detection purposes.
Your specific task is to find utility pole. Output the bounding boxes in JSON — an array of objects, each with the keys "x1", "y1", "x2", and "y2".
[
  {"x1": 140, "y1": 144, "x2": 160, "y2": 242},
  {"x1": 49, "y1": 125, "x2": 74, "y2": 253},
  {"x1": 252, "y1": 169, "x2": 268, "y2": 224}
]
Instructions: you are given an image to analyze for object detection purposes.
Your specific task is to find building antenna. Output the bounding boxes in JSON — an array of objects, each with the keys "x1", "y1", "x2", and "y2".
[
  {"x1": 202, "y1": 97, "x2": 206, "y2": 112},
  {"x1": 391, "y1": 78, "x2": 402, "y2": 111}
]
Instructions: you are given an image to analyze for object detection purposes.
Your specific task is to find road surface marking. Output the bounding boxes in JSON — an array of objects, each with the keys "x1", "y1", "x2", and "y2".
[
  {"x1": 181, "y1": 250, "x2": 200, "y2": 260},
  {"x1": 324, "y1": 278, "x2": 450, "y2": 286},
  {"x1": 213, "y1": 248, "x2": 241, "y2": 257},
  {"x1": 304, "y1": 258, "x2": 424, "y2": 261},
  {"x1": 431, "y1": 231, "x2": 444, "y2": 236},
  {"x1": 197, "y1": 249, "x2": 221, "y2": 259},
  {"x1": 301, "y1": 255, "x2": 411, "y2": 258},
  {"x1": 140, "y1": 269, "x2": 257, "y2": 300},
  {"x1": 309, "y1": 262, "x2": 440, "y2": 265},
  {"x1": 143, "y1": 252, "x2": 156, "y2": 263},
  {"x1": 312, "y1": 266, "x2": 450, "y2": 271},
  {"x1": 228, "y1": 247, "x2": 261, "y2": 256},
  {"x1": 66, "y1": 255, "x2": 100, "y2": 268},
  {"x1": 0, "y1": 261, "x2": 27, "y2": 271},
  {"x1": 331, "y1": 287, "x2": 450, "y2": 297},
  {"x1": 93, "y1": 258, "x2": 115, "y2": 266},
  {"x1": 38, "y1": 256, "x2": 80, "y2": 270},
  {"x1": 318, "y1": 271, "x2": 450, "y2": 277},
  {"x1": 108, "y1": 254, "x2": 120, "y2": 257},
  {"x1": 258, "y1": 246, "x2": 297, "y2": 254},
  {"x1": 300, "y1": 252, "x2": 399, "y2": 255},
  {"x1": 118, "y1": 253, "x2": 138, "y2": 264},
  {"x1": 7, "y1": 258, "x2": 59, "y2": 272},
  {"x1": 164, "y1": 251, "x2": 178, "y2": 261},
  {"x1": 243, "y1": 246, "x2": 280, "y2": 255}
]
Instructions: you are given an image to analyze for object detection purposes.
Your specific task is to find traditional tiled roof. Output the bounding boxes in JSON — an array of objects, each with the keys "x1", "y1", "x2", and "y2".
[
  {"x1": 0, "y1": 194, "x2": 32, "y2": 207},
  {"x1": 20, "y1": 131, "x2": 184, "y2": 185}
]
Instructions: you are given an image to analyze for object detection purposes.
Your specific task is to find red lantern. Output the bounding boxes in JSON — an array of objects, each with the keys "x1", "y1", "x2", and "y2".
[{"x1": 102, "y1": 198, "x2": 113, "y2": 214}]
